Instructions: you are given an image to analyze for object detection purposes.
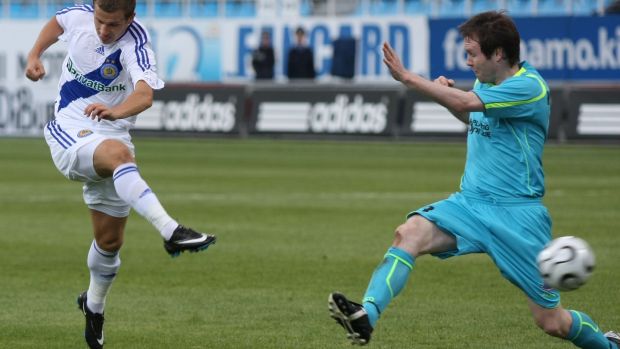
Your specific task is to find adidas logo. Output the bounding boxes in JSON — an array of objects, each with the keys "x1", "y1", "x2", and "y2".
[{"x1": 95, "y1": 46, "x2": 104, "y2": 55}]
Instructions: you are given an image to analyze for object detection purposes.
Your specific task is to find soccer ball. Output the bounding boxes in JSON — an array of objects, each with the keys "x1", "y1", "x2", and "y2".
[{"x1": 537, "y1": 236, "x2": 595, "y2": 291}]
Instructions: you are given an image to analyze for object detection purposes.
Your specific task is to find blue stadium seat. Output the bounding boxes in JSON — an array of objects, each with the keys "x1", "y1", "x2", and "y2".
[
  {"x1": 471, "y1": 0, "x2": 499, "y2": 14},
  {"x1": 190, "y1": 0, "x2": 219, "y2": 17},
  {"x1": 300, "y1": 0, "x2": 312, "y2": 16},
  {"x1": 405, "y1": 0, "x2": 431, "y2": 15},
  {"x1": 225, "y1": 1, "x2": 255, "y2": 17},
  {"x1": 135, "y1": 0, "x2": 148, "y2": 17},
  {"x1": 439, "y1": 0, "x2": 466, "y2": 17},
  {"x1": 570, "y1": 0, "x2": 601, "y2": 15},
  {"x1": 10, "y1": 1, "x2": 40, "y2": 18},
  {"x1": 154, "y1": 0, "x2": 183, "y2": 17},
  {"x1": 506, "y1": 0, "x2": 534, "y2": 16},
  {"x1": 369, "y1": 0, "x2": 399, "y2": 15},
  {"x1": 536, "y1": 0, "x2": 567, "y2": 16},
  {"x1": 239, "y1": 2, "x2": 256, "y2": 16},
  {"x1": 46, "y1": 1, "x2": 79, "y2": 17}
]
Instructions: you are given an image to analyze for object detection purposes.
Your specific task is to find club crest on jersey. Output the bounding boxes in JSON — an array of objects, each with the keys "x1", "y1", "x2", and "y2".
[
  {"x1": 100, "y1": 62, "x2": 119, "y2": 80},
  {"x1": 77, "y1": 129, "x2": 93, "y2": 138}
]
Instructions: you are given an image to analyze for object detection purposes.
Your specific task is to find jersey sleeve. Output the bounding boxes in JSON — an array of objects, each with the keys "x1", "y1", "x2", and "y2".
[
  {"x1": 473, "y1": 75, "x2": 547, "y2": 119},
  {"x1": 122, "y1": 22, "x2": 165, "y2": 90},
  {"x1": 55, "y1": 5, "x2": 92, "y2": 42}
]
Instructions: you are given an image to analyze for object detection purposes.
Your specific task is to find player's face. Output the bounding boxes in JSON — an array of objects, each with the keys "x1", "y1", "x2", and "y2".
[
  {"x1": 93, "y1": 5, "x2": 134, "y2": 44},
  {"x1": 464, "y1": 36, "x2": 498, "y2": 84}
]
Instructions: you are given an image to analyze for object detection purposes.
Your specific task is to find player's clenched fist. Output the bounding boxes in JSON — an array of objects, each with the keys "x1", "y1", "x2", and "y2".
[
  {"x1": 25, "y1": 56, "x2": 46, "y2": 81},
  {"x1": 434, "y1": 76, "x2": 455, "y2": 87}
]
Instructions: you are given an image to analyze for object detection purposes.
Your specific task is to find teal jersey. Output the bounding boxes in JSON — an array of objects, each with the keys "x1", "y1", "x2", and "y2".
[{"x1": 462, "y1": 61, "x2": 550, "y2": 200}]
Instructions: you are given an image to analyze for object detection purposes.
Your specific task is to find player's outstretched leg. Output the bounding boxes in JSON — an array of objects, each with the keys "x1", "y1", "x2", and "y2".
[
  {"x1": 77, "y1": 292, "x2": 105, "y2": 349},
  {"x1": 163, "y1": 225, "x2": 217, "y2": 257},
  {"x1": 566, "y1": 310, "x2": 620, "y2": 349},
  {"x1": 111, "y1": 163, "x2": 217, "y2": 256},
  {"x1": 328, "y1": 292, "x2": 373, "y2": 345}
]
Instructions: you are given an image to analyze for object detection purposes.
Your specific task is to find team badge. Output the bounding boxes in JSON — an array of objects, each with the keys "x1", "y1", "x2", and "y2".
[
  {"x1": 100, "y1": 62, "x2": 118, "y2": 80},
  {"x1": 77, "y1": 129, "x2": 93, "y2": 138}
]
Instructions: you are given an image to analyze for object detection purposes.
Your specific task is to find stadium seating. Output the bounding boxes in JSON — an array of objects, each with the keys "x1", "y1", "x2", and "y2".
[
  {"x1": 154, "y1": 0, "x2": 183, "y2": 17},
  {"x1": 439, "y1": 0, "x2": 466, "y2": 17},
  {"x1": 46, "y1": 0, "x2": 77, "y2": 16},
  {"x1": 136, "y1": 0, "x2": 148, "y2": 17},
  {"x1": 405, "y1": 0, "x2": 432, "y2": 14},
  {"x1": 10, "y1": 0, "x2": 40, "y2": 18},
  {"x1": 537, "y1": 0, "x2": 566, "y2": 16},
  {"x1": 3, "y1": 0, "x2": 615, "y2": 19},
  {"x1": 189, "y1": 0, "x2": 219, "y2": 17},
  {"x1": 472, "y1": 0, "x2": 498, "y2": 14},
  {"x1": 369, "y1": 0, "x2": 399, "y2": 15},
  {"x1": 505, "y1": 0, "x2": 535, "y2": 17},
  {"x1": 569, "y1": 0, "x2": 601, "y2": 15},
  {"x1": 225, "y1": 1, "x2": 256, "y2": 17}
]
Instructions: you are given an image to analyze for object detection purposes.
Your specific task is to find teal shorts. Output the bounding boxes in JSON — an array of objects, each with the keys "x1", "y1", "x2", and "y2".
[{"x1": 409, "y1": 191, "x2": 560, "y2": 309}]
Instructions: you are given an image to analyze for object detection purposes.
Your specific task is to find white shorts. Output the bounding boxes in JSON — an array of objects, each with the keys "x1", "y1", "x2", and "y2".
[{"x1": 44, "y1": 119, "x2": 135, "y2": 217}]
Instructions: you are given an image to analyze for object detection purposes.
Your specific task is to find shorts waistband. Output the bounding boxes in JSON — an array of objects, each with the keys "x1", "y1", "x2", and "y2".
[
  {"x1": 460, "y1": 192, "x2": 542, "y2": 206},
  {"x1": 52, "y1": 117, "x2": 130, "y2": 135}
]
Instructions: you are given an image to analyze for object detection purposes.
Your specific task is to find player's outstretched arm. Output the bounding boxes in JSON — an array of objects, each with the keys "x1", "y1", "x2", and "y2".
[
  {"x1": 85, "y1": 80, "x2": 154, "y2": 122},
  {"x1": 26, "y1": 17, "x2": 63, "y2": 82},
  {"x1": 382, "y1": 42, "x2": 482, "y2": 124}
]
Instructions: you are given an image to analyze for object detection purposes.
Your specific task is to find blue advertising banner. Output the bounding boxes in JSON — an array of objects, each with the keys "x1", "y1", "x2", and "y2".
[{"x1": 430, "y1": 16, "x2": 620, "y2": 81}]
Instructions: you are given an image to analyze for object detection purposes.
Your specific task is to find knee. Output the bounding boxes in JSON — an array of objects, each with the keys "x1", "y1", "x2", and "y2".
[
  {"x1": 95, "y1": 234, "x2": 124, "y2": 253},
  {"x1": 393, "y1": 216, "x2": 427, "y2": 255},
  {"x1": 394, "y1": 220, "x2": 415, "y2": 241},
  {"x1": 533, "y1": 314, "x2": 569, "y2": 338}
]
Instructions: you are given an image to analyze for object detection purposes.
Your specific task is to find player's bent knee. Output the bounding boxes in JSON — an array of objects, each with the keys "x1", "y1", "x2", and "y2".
[
  {"x1": 95, "y1": 235, "x2": 124, "y2": 253},
  {"x1": 394, "y1": 217, "x2": 431, "y2": 256},
  {"x1": 533, "y1": 316, "x2": 567, "y2": 338}
]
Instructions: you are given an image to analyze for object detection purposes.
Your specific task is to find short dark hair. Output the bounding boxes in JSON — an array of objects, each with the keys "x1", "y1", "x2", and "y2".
[
  {"x1": 458, "y1": 11, "x2": 520, "y2": 66},
  {"x1": 93, "y1": 0, "x2": 136, "y2": 19},
  {"x1": 295, "y1": 27, "x2": 305, "y2": 36}
]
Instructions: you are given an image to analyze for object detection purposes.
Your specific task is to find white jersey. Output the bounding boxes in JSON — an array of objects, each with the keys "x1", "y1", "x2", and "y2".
[{"x1": 54, "y1": 4, "x2": 164, "y2": 132}]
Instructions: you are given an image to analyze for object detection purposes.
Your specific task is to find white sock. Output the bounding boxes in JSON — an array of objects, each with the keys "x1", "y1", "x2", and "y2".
[
  {"x1": 112, "y1": 163, "x2": 178, "y2": 240},
  {"x1": 86, "y1": 241, "x2": 121, "y2": 314}
]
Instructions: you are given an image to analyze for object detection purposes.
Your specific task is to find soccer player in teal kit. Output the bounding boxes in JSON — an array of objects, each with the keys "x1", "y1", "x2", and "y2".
[{"x1": 328, "y1": 11, "x2": 619, "y2": 348}]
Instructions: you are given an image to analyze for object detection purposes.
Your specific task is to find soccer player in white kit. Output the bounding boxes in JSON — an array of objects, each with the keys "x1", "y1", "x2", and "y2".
[{"x1": 25, "y1": 1, "x2": 216, "y2": 348}]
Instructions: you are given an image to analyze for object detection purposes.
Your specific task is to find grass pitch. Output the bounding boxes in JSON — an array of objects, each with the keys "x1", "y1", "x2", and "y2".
[{"x1": 0, "y1": 137, "x2": 618, "y2": 349}]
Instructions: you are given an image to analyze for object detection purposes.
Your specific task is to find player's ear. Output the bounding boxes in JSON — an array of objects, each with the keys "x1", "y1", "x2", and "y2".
[
  {"x1": 494, "y1": 47, "x2": 505, "y2": 63},
  {"x1": 127, "y1": 12, "x2": 135, "y2": 23}
]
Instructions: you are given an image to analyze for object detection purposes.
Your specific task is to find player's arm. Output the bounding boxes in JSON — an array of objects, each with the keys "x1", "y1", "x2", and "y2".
[
  {"x1": 26, "y1": 17, "x2": 64, "y2": 81},
  {"x1": 84, "y1": 80, "x2": 153, "y2": 121},
  {"x1": 383, "y1": 42, "x2": 483, "y2": 124}
]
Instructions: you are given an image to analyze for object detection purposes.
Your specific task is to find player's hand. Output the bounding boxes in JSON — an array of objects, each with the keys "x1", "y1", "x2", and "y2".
[
  {"x1": 25, "y1": 57, "x2": 46, "y2": 81},
  {"x1": 382, "y1": 42, "x2": 410, "y2": 83},
  {"x1": 84, "y1": 103, "x2": 119, "y2": 122},
  {"x1": 434, "y1": 76, "x2": 455, "y2": 87}
]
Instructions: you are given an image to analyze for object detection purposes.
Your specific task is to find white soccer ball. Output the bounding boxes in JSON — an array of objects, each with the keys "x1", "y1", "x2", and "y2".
[{"x1": 537, "y1": 236, "x2": 595, "y2": 291}]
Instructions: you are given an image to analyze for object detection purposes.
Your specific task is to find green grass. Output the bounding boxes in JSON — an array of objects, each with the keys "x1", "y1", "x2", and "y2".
[{"x1": 0, "y1": 137, "x2": 618, "y2": 349}]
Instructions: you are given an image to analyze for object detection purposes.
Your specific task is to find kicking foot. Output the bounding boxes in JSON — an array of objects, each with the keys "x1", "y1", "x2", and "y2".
[
  {"x1": 164, "y1": 225, "x2": 216, "y2": 257},
  {"x1": 606, "y1": 331, "x2": 620, "y2": 345},
  {"x1": 328, "y1": 292, "x2": 373, "y2": 345}
]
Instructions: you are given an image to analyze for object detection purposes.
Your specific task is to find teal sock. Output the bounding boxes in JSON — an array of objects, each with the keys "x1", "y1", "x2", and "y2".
[
  {"x1": 362, "y1": 247, "x2": 415, "y2": 327},
  {"x1": 567, "y1": 310, "x2": 617, "y2": 349}
]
